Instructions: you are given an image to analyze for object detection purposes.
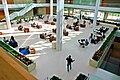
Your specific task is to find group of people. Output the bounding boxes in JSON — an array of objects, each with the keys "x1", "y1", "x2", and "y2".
[
  {"x1": 3, "y1": 36, "x2": 18, "y2": 48},
  {"x1": 78, "y1": 39, "x2": 89, "y2": 48},
  {"x1": 3, "y1": 36, "x2": 31, "y2": 55},
  {"x1": 89, "y1": 33, "x2": 99, "y2": 44},
  {"x1": 19, "y1": 46, "x2": 30, "y2": 55}
]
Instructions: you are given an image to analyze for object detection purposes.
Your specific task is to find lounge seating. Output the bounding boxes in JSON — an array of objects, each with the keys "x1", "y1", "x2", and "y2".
[
  {"x1": 36, "y1": 25, "x2": 42, "y2": 29},
  {"x1": 30, "y1": 48, "x2": 36, "y2": 54},
  {"x1": 24, "y1": 28, "x2": 29, "y2": 33},
  {"x1": 66, "y1": 24, "x2": 72, "y2": 29},
  {"x1": 9, "y1": 41, "x2": 18, "y2": 48},
  {"x1": 49, "y1": 35, "x2": 56, "y2": 42},
  {"x1": 78, "y1": 39, "x2": 89, "y2": 48},
  {"x1": 63, "y1": 31, "x2": 69, "y2": 36},
  {"x1": 47, "y1": 22, "x2": 51, "y2": 24},
  {"x1": 19, "y1": 46, "x2": 30, "y2": 55},
  {"x1": 40, "y1": 33, "x2": 46, "y2": 39},
  {"x1": 52, "y1": 28, "x2": 56, "y2": 33},
  {"x1": 18, "y1": 25, "x2": 23, "y2": 31},
  {"x1": 0, "y1": 32, "x2": 2, "y2": 35},
  {"x1": 74, "y1": 27, "x2": 79, "y2": 31},
  {"x1": 51, "y1": 22, "x2": 55, "y2": 25},
  {"x1": 44, "y1": 20, "x2": 48, "y2": 24},
  {"x1": 80, "y1": 24, "x2": 86, "y2": 28}
]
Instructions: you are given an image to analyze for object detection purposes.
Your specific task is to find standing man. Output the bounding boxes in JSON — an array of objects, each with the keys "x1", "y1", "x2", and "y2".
[{"x1": 66, "y1": 55, "x2": 75, "y2": 72}]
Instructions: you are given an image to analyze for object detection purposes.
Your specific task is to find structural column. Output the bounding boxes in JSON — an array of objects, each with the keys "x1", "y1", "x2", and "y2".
[
  {"x1": 56, "y1": 0, "x2": 64, "y2": 51},
  {"x1": 68, "y1": 8, "x2": 70, "y2": 16},
  {"x1": 93, "y1": 0, "x2": 100, "y2": 28},
  {"x1": 50, "y1": 0, "x2": 53, "y2": 19},
  {"x1": 79, "y1": 10, "x2": 82, "y2": 20},
  {"x1": 2, "y1": 0, "x2": 11, "y2": 29},
  {"x1": 103, "y1": 12, "x2": 108, "y2": 21}
]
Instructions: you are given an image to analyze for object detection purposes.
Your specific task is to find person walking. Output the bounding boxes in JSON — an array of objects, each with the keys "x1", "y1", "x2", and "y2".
[{"x1": 66, "y1": 55, "x2": 75, "y2": 72}]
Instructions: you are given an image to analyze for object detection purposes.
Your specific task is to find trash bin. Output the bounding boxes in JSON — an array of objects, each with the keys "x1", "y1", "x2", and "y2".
[{"x1": 52, "y1": 41, "x2": 56, "y2": 49}]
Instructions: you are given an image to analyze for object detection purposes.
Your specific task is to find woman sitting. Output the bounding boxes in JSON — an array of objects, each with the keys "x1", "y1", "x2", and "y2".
[{"x1": 9, "y1": 36, "x2": 18, "y2": 48}]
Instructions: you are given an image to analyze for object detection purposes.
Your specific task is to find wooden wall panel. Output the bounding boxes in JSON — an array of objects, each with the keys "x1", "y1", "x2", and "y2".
[
  {"x1": 0, "y1": 0, "x2": 14, "y2": 20},
  {"x1": 0, "y1": 0, "x2": 14, "y2": 4},
  {"x1": 0, "y1": 11, "x2": 5, "y2": 20},
  {"x1": 46, "y1": 7, "x2": 50, "y2": 14}
]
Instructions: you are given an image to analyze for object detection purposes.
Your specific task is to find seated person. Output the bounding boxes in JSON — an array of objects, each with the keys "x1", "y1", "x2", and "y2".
[
  {"x1": 9, "y1": 36, "x2": 18, "y2": 48},
  {"x1": 53, "y1": 18, "x2": 57, "y2": 22},
  {"x1": 19, "y1": 46, "x2": 30, "y2": 55},
  {"x1": 90, "y1": 35, "x2": 98, "y2": 44},
  {"x1": 78, "y1": 39, "x2": 86, "y2": 48},
  {"x1": 3, "y1": 37, "x2": 9, "y2": 43},
  {"x1": 65, "y1": 16, "x2": 68, "y2": 20},
  {"x1": 89, "y1": 33, "x2": 93, "y2": 40},
  {"x1": 85, "y1": 39, "x2": 89, "y2": 46},
  {"x1": 40, "y1": 33, "x2": 47, "y2": 39},
  {"x1": 39, "y1": 14, "x2": 44, "y2": 19},
  {"x1": 18, "y1": 25, "x2": 23, "y2": 31}
]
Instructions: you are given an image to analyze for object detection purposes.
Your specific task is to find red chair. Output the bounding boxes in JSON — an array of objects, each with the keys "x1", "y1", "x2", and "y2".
[
  {"x1": 37, "y1": 25, "x2": 42, "y2": 29},
  {"x1": 24, "y1": 28, "x2": 29, "y2": 33},
  {"x1": 74, "y1": 27, "x2": 79, "y2": 31},
  {"x1": 63, "y1": 31, "x2": 69, "y2": 36},
  {"x1": 44, "y1": 20, "x2": 48, "y2": 24},
  {"x1": 0, "y1": 32, "x2": 2, "y2": 35},
  {"x1": 51, "y1": 22, "x2": 55, "y2": 25}
]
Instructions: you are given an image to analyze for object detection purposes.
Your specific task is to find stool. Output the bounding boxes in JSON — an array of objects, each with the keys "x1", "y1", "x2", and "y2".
[
  {"x1": 30, "y1": 48, "x2": 36, "y2": 54},
  {"x1": 0, "y1": 32, "x2": 2, "y2": 35},
  {"x1": 24, "y1": 28, "x2": 29, "y2": 33}
]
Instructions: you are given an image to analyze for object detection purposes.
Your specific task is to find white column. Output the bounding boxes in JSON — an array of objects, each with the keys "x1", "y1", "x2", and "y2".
[
  {"x1": 50, "y1": 0, "x2": 53, "y2": 19},
  {"x1": 2, "y1": 0, "x2": 11, "y2": 30},
  {"x1": 80, "y1": 10, "x2": 82, "y2": 20},
  {"x1": 93, "y1": 0, "x2": 101, "y2": 28},
  {"x1": 56, "y1": 0, "x2": 64, "y2": 51}
]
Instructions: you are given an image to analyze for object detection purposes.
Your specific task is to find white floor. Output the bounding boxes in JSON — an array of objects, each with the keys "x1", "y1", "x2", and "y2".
[{"x1": 0, "y1": 17, "x2": 119, "y2": 80}]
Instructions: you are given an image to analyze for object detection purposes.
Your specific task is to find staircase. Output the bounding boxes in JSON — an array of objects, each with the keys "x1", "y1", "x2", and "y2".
[{"x1": 10, "y1": 3, "x2": 35, "y2": 20}]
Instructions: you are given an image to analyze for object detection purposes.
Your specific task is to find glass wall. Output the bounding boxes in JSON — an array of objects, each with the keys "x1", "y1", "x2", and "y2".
[{"x1": 73, "y1": 0, "x2": 96, "y2": 6}]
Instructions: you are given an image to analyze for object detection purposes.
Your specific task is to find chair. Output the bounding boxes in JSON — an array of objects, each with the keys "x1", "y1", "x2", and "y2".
[
  {"x1": 52, "y1": 28, "x2": 56, "y2": 33},
  {"x1": 0, "y1": 32, "x2": 2, "y2": 35},
  {"x1": 37, "y1": 25, "x2": 42, "y2": 29},
  {"x1": 74, "y1": 27, "x2": 79, "y2": 31},
  {"x1": 63, "y1": 31, "x2": 68, "y2": 36},
  {"x1": 24, "y1": 28, "x2": 29, "y2": 33},
  {"x1": 51, "y1": 22, "x2": 55, "y2": 25},
  {"x1": 30, "y1": 48, "x2": 36, "y2": 54},
  {"x1": 49, "y1": 36, "x2": 56, "y2": 42}
]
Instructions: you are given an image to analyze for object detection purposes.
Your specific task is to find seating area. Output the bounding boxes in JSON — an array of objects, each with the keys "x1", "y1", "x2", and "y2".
[
  {"x1": 0, "y1": 13, "x2": 119, "y2": 80},
  {"x1": 78, "y1": 39, "x2": 89, "y2": 48}
]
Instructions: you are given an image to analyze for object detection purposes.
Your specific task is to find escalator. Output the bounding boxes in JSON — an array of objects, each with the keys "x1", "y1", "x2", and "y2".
[{"x1": 9, "y1": 2, "x2": 35, "y2": 20}]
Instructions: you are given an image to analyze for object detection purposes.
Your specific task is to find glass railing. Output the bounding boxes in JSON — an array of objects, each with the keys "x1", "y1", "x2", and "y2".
[{"x1": 96, "y1": 28, "x2": 118, "y2": 67}]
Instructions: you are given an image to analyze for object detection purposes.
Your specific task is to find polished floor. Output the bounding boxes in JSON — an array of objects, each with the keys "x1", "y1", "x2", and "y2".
[{"x1": 0, "y1": 17, "x2": 119, "y2": 80}]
